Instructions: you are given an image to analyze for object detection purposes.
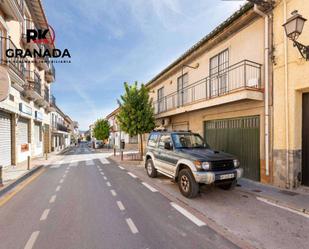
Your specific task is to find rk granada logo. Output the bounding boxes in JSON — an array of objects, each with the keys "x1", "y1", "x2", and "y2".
[{"x1": 26, "y1": 25, "x2": 56, "y2": 46}]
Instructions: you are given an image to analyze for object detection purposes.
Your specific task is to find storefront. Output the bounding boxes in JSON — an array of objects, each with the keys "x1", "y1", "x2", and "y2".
[{"x1": 0, "y1": 111, "x2": 12, "y2": 167}]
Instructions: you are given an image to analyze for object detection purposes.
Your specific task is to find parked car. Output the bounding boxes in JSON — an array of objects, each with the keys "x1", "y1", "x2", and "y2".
[
  {"x1": 94, "y1": 140, "x2": 103, "y2": 149},
  {"x1": 145, "y1": 130, "x2": 243, "y2": 198}
]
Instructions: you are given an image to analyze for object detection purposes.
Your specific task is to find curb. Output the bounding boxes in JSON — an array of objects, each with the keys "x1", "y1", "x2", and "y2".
[
  {"x1": 0, "y1": 165, "x2": 43, "y2": 198},
  {"x1": 236, "y1": 187, "x2": 309, "y2": 216}
]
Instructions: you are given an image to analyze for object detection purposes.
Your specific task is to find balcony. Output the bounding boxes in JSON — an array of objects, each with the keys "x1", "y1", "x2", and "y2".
[
  {"x1": 0, "y1": 36, "x2": 26, "y2": 84},
  {"x1": 45, "y1": 59, "x2": 56, "y2": 83},
  {"x1": 23, "y1": 70, "x2": 42, "y2": 102},
  {"x1": 35, "y1": 44, "x2": 49, "y2": 71},
  {"x1": 56, "y1": 123, "x2": 69, "y2": 133},
  {"x1": 21, "y1": 19, "x2": 40, "y2": 52},
  {"x1": 153, "y1": 60, "x2": 264, "y2": 118},
  {"x1": 0, "y1": 0, "x2": 24, "y2": 21}
]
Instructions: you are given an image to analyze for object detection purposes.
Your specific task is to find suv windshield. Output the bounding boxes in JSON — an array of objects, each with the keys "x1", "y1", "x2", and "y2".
[{"x1": 172, "y1": 133, "x2": 207, "y2": 149}]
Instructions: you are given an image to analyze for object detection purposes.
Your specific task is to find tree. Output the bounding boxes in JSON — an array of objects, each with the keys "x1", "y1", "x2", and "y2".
[
  {"x1": 117, "y1": 82, "x2": 155, "y2": 159},
  {"x1": 93, "y1": 119, "x2": 110, "y2": 142}
]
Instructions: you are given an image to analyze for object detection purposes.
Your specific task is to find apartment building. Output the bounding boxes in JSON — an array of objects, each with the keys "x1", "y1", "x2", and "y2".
[
  {"x1": 0, "y1": 0, "x2": 56, "y2": 166},
  {"x1": 106, "y1": 108, "x2": 138, "y2": 150},
  {"x1": 50, "y1": 95, "x2": 75, "y2": 151},
  {"x1": 147, "y1": 2, "x2": 271, "y2": 183}
]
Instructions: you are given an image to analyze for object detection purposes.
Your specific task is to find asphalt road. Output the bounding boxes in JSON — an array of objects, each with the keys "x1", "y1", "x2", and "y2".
[{"x1": 0, "y1": 143, "x2": 239, "y2": 249}]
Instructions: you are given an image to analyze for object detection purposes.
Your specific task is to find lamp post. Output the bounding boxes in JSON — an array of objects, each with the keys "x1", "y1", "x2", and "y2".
[
  {"x1": 179, "y1": 63, "x2": 199, "y2": 106},
  {"x1": 283, "y1": 10, "x2": 309, "y2": 60}
]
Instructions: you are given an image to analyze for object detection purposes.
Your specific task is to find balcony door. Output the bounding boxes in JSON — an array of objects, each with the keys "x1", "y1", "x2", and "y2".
[
  {"x1": 157, "y1": 87, "x2": 164, "y2": 113},
  {"x1": 209, "y1": 49, "x2": 229, "y2": 97},
  {"x1": 177, "y1": 73, "x2": 188, "y2": 106}
]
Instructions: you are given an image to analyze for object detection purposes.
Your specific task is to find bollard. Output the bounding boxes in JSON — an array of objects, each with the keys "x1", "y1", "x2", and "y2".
[
  {"x1": 45, "y1": 152, "x2": 48, "y2": 160},
  {"x1": 114, "y1": 147, "x2": 116, "y2": 157},
  {"x1": 27, "y1": 156, "x2": 30, "y2": 170},
  {"x1": 121, "y1": 150, "x2": 123, "y2": 161},
  {"x1": 0, "y1": 165, "x2": 3, "y2": 187}
]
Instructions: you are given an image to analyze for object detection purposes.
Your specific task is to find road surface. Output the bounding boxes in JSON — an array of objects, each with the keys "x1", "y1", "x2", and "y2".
[{"x1": 0, "y1": 143, "x2": 239, "y2": 249}]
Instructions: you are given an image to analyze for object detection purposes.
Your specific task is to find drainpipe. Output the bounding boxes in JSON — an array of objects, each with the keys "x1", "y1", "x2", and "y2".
[
  {"x1": 254, "y1": 4, "x2": 270, "y2": 177},
  {"x1": 283, "y1": 0, "x2": 290, "y2": 188}
]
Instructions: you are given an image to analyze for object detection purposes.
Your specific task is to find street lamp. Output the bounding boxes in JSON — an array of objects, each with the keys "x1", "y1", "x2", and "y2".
[{"x1": 283, "y1": 10, "x2": 309, "y2": 60}]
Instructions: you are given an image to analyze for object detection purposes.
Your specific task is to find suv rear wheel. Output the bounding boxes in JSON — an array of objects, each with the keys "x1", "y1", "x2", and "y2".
[
  {"x1": 178, "y1": 168, "x2": 199, "y2": 198},
  {"x1": 146, "y1": 158, "x2": 157, "y2": 178}
]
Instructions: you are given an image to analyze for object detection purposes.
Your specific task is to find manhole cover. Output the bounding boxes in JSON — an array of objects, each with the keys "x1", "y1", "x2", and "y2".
[{"x1": 279, "y1": 190, "x2": 299, "y2": 196}]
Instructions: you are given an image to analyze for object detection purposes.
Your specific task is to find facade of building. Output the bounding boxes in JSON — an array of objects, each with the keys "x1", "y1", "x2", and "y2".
[
  {"x1": 50, "y1": 95, "x2": 75, "y2": 152},
  {"x1": 106, "y1": 108, "x2": 139, "y2": 150},
  {"x1": 272, "y1": 0, "x2": 309, "y2": 188},
  {"x1": 146, "y1": 2, "x2": 270, "y2": 183},
  {"x1": 0, "y1": 0, "x2": 56, "y2": 166},
  {"x1": 143, "y1": 0, "x2": 309, "y2": 189}
]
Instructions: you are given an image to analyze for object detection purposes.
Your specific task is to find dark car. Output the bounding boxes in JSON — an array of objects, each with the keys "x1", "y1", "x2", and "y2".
[{"x1": 145, "y1": 130, "x2": 243, "y2": 198}]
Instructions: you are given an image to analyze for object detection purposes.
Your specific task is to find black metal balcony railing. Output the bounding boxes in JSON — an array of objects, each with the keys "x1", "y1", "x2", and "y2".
[
  {"x1": 0, "y1": 36, "x2": 26, "y2": 79},
  {"x1": 14, "y1": 0, "x2": 24, "y2": 14},
  {"x1": 24, "y1": 70, "x2": 41, "y2": 95},
  {"x1": 153, "y1": 60, "x2": 262, "y2": 115},
  {"x1": 46, "y1": 58, "x2": 56, "y2": 79},
  {"x1": 57, "y1": 123, "x2": 68, "y2": 132}
]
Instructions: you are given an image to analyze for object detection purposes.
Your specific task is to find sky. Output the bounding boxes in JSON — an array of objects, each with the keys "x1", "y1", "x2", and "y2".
[{"x1": 43, "y1": 0, "x2": 246, "y2": 130}]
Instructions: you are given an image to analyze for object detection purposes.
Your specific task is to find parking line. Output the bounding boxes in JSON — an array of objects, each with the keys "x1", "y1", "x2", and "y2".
[
  {"x1": 117, "y1": 201, "x2": 125, "y2": 211},
  {"x1": 100, "y1": 172, "x2": 104, "y2": 175},
  {"x1": 49, "y1": 195, "x2": 56, "y2": 203},
  {"x1": 126, "y1": 218, "x2": 139, "y2": 234},
  {"x1": 127, "y1": 172, "x2": 137, "y2": 178},
  {"x1": 40, "y1": 209, "x2": 50, "y2": 221},
  {"x1": 170, "y1": 202, "x2": 206, "y2": 227},
  {"x1": 118, "y1": 166, "x2": 124, "y2": 170},
  {"x1": 103, "y1": 176, "x2": 107, "y2": 180},
  {"x1": 55, "y1": 186, "x2": 61, "y2": 192},
  {"x1": 59, "y1": 179, "x2": 64, "y2": 184},
  {"x1": 110, "y1": 190, "x2": 117, "y2": 196},
  {"x1": 106, "y1": 182, "x2": 111, "y2": 187},
  {"x1": 24, "y1": 231, "x2": 40, "y2": 249},
  {"x1": 142, "y1": 182, "x2": 158, "y2": 192}
]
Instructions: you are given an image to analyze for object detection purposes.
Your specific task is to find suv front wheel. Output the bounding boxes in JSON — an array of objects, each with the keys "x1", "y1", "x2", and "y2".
[
  {"x1": 146, "y1": 158, "x2": 157, "y2": 178},
  {"x1": 178, "y1": 168, "x2": 199, "y2": 198}
]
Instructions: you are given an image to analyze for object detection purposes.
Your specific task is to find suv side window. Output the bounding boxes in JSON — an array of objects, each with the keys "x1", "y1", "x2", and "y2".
[
  {"x1": 158, "y1": 134, "x2": 171, "y2": 149},
  {"x1": 148, "y1": 133, "x2": 159, "y2": 147}
]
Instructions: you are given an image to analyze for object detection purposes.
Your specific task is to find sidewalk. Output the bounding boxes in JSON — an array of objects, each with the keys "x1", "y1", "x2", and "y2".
[
  {"x1": 0, "y1": 148, "x2": 71, "y2": 193},
  {"x1": 110, "y1": 154, "x2": 309, "y2": 215}
]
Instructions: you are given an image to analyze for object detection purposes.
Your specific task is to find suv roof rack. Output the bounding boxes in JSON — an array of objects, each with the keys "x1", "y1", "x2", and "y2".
[{"x1": 172, "y1": 130, "x2": 192, "y2": 132}]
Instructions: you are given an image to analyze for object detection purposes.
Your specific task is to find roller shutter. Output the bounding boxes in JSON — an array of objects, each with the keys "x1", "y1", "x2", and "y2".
[
  {"x1": 17, "y1": 118, "x2": 29, "y2": 151},
  {"x1": 0, "y1": 111, "x2": 11, "y2": 166}
]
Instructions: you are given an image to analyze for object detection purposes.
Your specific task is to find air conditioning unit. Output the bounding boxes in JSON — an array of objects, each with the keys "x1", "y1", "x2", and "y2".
[{"x1": 162, "y1": 118, "x2": 170, "y2": 126}]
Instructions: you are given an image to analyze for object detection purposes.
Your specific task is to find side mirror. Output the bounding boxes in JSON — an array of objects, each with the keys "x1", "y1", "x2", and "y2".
[{"x1": 164, "y1": 141, "x2": 172, "y2": 150}]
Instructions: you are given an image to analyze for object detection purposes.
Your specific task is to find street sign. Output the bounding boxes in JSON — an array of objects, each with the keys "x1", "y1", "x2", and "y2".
[{"x1": 0, "y1": 66, "x2": 10, "y2": 102}]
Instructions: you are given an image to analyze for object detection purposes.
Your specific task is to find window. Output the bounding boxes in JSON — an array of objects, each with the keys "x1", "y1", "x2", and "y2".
[
  {"x1": 172, "y1": 133, "x2": 207, "y2": 149},
  {"x1": 177, "y1": 73, "x2": 188, "y2": 106},
  {"x1": 157, "y1": 87, "x2": 164, "y2": 113},
  {"x1": 158, "y1": 134, "x2": 172, "y2": 149},
  {"x1": 148, "y1": 133, "x2": 159, "y2": 147},
  {"x1": 209, "y1": 49, "x2": 229, "y2": 97}
]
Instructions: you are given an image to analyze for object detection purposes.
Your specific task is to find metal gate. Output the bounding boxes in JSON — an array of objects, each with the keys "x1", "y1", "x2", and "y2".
[
  {"x1": 302, "y1": 93, "x2": 309, "y2": 186},
  {"x1": 0, "y1": 111, "x2": 12, "y2": 166},
  {"x1": 204, "y1": 116, "x2": 260, "y2": 181}
]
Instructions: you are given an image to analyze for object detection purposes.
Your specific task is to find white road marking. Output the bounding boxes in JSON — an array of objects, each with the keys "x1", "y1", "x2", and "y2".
[
  {"x1": 55, "y1": 186, "x2": 61, "y2": 192},
  {"x1": 127, "y1": 172, "x2": 137, "y2": 178},
  {"x1": 100, "y1": 172, "x2": 104, "y2": 175},
  {"x1": 110, "y1": 190, "x2": 117, "y2": 196},
  {"x1": 118, "y1": 166, "x2": 124, "y2": 170},
  {"x1": 100, "y1": 158, "x2": 109, "y2": 164},
  {"x1": 24, "y1": 231, "x2": 40, "y2": 249},
  {"x1": 49, "y1": 195, "x2": 57, "y2": 203},
  {"x1": 99, "y1": 169, "x2": 103, "y2": 172},
  {"x1": 142, "y1": 182, "x2": 158, "y2": 192},
  {"x1": 103, "y1": 176, "x2": 107, "y2": 180},
  {"x1": 40, "y1": 209, "x2": 50, "y2": 221},
  {"x1": 59, "y1": 179, "x2": 64, "y2": 184},
  {"x1": 170, "y1": 202, "x2": 206, "y2": 227},
  {"x1": 117, "y1": 201, "x2": 125, "y2": 211},
  {"x1": 63, "y1": 174, "x2": 66, "y2": 178},
  {"x1": 106, "y1": 182, "x2": 111, "y2": 187},
  {"x1": 256, "y1": 197, "x2": 309, "y2": 219},
  {"x1": 126, "y1": 218, "x2": 139, "y2": 234},
  {"x1": 50, "y1": 165, "x2": 60, "y2": 169}
]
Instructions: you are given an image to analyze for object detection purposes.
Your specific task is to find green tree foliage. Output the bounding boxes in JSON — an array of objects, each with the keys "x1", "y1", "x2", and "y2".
[
  {"x1": 117, "y1": 82, "x2": 155, "y2": 158},
  {"x1": 93, "y1": 119, "x2": 110, "y2": 141}
]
